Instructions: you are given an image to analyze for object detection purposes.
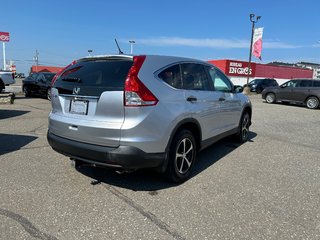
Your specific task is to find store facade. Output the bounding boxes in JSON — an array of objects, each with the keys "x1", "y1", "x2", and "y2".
[{"x1": 208, "y1": 59, "x2": 313, "y2": 86}]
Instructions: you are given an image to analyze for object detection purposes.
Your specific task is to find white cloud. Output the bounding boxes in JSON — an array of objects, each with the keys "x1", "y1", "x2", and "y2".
[{"x1": 124, "y1": 37, "x2": 302, "y2": 49}]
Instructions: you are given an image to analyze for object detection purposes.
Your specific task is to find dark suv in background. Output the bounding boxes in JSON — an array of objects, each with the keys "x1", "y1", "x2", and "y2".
[
  {"x1": 246, "y1": 78, "x2": 278, "y2": 93},
  {"x1": 262, "y1": 79, "x2": 320, "y2": 109},
  {"x1": 22, "y1": 72, "x2": 56, "y2": 100}
]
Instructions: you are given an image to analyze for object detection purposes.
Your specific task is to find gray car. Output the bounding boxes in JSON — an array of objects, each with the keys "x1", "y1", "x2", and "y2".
[
  {"x1": 47, "y1": 55, "x2": 252, "y2": 182},
  {"x1": 262, "y1": 79, "x2": 320, "y2": 109}
]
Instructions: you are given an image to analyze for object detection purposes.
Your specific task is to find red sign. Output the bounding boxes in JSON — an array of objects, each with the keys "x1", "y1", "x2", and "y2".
[
  {"x1": 0, "y1": 32, "x2": 10, "y2": 42},
  {"x1": 226, "y1": 60, "x2": 256, "y2": 77}
]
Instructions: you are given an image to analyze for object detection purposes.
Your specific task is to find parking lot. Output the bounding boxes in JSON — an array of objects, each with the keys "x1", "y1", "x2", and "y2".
[{"x1": 0, "y1": 95, "x2": 320, "y2": 240}]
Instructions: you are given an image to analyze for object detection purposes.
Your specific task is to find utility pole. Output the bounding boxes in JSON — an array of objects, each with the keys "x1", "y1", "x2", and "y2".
[{"x1": 244, "y1": 14, "x2": 261, "y2": 94}]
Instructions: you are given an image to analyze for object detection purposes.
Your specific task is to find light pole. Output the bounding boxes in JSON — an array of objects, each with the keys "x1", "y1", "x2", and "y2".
[
  {"x1": 244, "y1": 13, "x2": 261, "y2": 94},
  {"x1": 88, "y1": 49, "x2": 93, "y2": 56},
  {"x1": 129, "y1": 40, "x2": 135, "y2": 54}
]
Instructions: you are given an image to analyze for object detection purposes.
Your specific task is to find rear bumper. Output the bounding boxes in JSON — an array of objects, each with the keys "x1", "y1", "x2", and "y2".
[{"x1": 47, "y1": 131, "x2": 165, "y2": 170}]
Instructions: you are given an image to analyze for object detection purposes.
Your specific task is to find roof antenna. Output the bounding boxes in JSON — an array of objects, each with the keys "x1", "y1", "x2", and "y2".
[{"x1": 114, "y1": 38, "x2": 124, "y2": 54}]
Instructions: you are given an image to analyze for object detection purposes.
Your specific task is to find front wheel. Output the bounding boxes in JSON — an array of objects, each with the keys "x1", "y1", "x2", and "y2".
[
  {"x1": 306, "y1": 96, "x2": 319, "y2": 109},
  {"x1": 166, "y1": 130, "x2": 196, "y2": 183},
  {"x1": 23, "y1": 87, "x2": 31, "y2": 97},
  {"x1": 265, "y1": 93, "x2": 276, "y2": 104}
]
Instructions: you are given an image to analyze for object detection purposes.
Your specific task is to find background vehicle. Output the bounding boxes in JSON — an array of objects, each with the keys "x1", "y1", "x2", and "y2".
[
  {"x1": 262, "y1": 79, "x2": 320, "y2": 109},
  {"x1": 245, "y1": 78, "x2": 278, "y2": 93},
  {"x1": 47, "y1": 55, "x2": 252, "y2": 182},
  {"x1": 0, "y1": 70, "x2": 15, "y2": 92},
  {"x1": 22, "y1": 72, "x2": 56, "y2": 100}
]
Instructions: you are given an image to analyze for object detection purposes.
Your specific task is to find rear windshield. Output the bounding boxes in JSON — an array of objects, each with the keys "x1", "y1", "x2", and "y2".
[{"x1": 53, "y1": 58, "x2": 133, "y2": 96}]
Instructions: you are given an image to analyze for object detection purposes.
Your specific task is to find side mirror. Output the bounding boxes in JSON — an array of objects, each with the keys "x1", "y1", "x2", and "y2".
[
  {"x1": 280, "y1": 85, "x2": 286, "y2": 88},
  {"x1": 234, "y1": 85, "x2": 243, "y2": 93}
]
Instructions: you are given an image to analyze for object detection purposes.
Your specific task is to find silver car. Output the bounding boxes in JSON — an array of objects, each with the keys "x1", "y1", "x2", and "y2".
[{"x1": 47, "y1": 55, "x2": 252, "y2": 182}]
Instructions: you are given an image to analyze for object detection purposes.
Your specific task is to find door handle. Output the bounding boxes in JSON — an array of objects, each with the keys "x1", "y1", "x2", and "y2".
[
  {"x1": 187, "y1": 96, "x2": 197, "y2": 102},
  {"x1": 219, "y1": 97, "x2": 225, "y2": 101}
]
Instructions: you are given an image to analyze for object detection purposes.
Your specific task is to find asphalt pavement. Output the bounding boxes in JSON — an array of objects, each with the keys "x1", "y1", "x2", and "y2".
[{"x1": 0, "y1": 95, "x2": 319, "y2": 240}]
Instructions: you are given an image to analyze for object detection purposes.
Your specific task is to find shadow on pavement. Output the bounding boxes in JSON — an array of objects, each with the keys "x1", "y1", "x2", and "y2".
[
  {"x1": 77, "y1": 131, "x2": 257, "y2": 191},
  {"x1": 0, "y1": 110, "x2": 29, "y2": 120},
  {"x1": 0, "y1": 134, "x2": 38, "y2": 156}
]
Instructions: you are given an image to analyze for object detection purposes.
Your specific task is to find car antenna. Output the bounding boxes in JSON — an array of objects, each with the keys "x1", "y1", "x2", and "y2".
[{"x1": 114, "y1": 38, "x2": 124, "y2": 54}]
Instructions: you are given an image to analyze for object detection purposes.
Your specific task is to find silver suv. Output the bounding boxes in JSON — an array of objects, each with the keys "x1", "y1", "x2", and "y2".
[{"x1": 47, "y1": 55, "x2": 252, "y2": 182}]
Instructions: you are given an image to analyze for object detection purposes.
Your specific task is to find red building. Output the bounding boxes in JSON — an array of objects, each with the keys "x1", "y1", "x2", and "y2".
[
  {"x1": 208, "y1": 59, "x2": 313, "y2": 86},
  {"x1": 30, "y1": 65, "x2": 64, "y2": 73}
]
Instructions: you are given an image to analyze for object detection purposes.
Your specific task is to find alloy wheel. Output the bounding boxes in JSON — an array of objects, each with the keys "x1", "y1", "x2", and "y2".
[{"x1": 175, "y1": 138, "x2": 194, "y2": 175}]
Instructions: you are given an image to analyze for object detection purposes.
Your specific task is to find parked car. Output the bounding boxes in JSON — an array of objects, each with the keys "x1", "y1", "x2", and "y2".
[
  {"x1": 47, "y1": 55, "x2": 252, "y2": 182},
  {"x1": 22, "y1": 72, "x2": 56, "y2": 100},
  {"x1": 245, "y1": 78, "x2": 278, "y2": 93},
  {"x1": 0, "y1": 70, "x2": 15, "y2": 92},
  {"x1": 262, "y1": 79, "x2": 320, "y2": 109}
]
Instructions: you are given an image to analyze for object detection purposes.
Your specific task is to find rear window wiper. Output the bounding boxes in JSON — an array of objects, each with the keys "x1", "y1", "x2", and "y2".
[{"x1": 61, "y1": 77, "x2": 82, "y2": 83}]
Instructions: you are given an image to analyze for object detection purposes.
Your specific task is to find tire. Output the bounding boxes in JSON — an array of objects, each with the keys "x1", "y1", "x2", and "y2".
[
  {"x1": 265, "y1": 93, "x2": 276, "y2": 104},
  {"x1": 0, "y1": 80, "x2": 4, "y2": 93},
  {"x1": 166, "y1": 130, "x2": 196, "y2": 183},
  {"x1": 256, "y1": 87, "x2": 262, "y2": 94},
  {"x1": 47, "y1": 88, "x2": 51, "y2": 101},
  {"x1": 23, "y1": 86, "x2": 31, "y2": 97},
  {"x1": 235, "y1": 112, "x2": 251, "y2": 143},
  {"x1": 306, "y1": 96, "x2": 319, "y2": 109}
]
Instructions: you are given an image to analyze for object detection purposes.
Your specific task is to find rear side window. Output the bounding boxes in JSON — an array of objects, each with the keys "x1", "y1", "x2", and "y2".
[
  {"x1": 298, "y1": 80, "x2": 313, "y2": 87},
  {"x1": 53, "y1": 59, "x2": 133, "y2": 96},
  {"x1": 158, "y1": 64, "x2": 182, "y2": 89},
  {"x1": 314, "y1": 81, "x2": 320, "y2": 87}
]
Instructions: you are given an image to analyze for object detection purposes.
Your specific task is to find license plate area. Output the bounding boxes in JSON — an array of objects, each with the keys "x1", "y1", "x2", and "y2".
[{"x1": 69, "y1": 99, "x2": 88, "y2": 115}]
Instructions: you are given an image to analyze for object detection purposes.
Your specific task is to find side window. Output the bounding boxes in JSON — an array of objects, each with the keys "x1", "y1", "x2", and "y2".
[
  {"x1": 285, "y1": 80, "x2": 298, "y2": 88},
  {"x1": 180, "y1": 63, "x2": 211, "y2": 90},
  {"x1": 313, "y1": 81, "x2": 320, "y2": 87},
  {"x1": 298, "y1": 80, "x2": 313, "y2": 87},
  {"x1": 207, "y1": 67, "x2": 232, "y2": 92},
  {"x1": 158, "y1": 64, "x2": 182, "y2": 89}
]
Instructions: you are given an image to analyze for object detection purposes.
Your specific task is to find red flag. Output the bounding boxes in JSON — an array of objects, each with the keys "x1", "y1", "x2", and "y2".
[{"x1": 252, "y1": 28, "x2": 263, "y2": 60}]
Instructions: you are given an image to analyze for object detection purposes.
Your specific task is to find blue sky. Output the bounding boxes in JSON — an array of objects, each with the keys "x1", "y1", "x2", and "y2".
[{"x1": 1, "y1": 0, "x2": 320, "y2": 74}]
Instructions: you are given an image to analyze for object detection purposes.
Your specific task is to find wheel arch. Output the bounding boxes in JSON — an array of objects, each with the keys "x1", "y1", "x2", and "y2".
[
  {"x1": 305, "y1": 95, "x2": 319, "y2": 103},
  {"x1": 157, "y1": 118, "x2": 202, "y2": 173}
]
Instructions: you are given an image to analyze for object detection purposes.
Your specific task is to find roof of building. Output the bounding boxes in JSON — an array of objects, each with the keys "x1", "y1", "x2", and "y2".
[{"x1": 31, "y1": 65, "x2": 64, "y2": 73}]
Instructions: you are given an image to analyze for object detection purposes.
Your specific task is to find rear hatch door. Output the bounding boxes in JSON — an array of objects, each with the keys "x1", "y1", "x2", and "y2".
[{"x1": 50, "y1": 56, "x2": 133, "y2": 147}]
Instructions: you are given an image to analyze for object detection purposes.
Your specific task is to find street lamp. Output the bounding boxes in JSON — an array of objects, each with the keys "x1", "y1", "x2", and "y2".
[
  {"x1": 88, "y1": 49, "x2": 93, "y2": 56},
  {"x1": 129, "y1": 40, "x2": 135, "y2": 54},
  {"x1": 244, "y1": 13, "x2": 261, "y2": 94}
]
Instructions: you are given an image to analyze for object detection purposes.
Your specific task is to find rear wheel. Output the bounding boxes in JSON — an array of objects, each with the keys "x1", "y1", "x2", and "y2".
[
  {"x1": 166, "y1": 130, "x2": 196, "y2": 183},
  {"x1": 256, "y1": 87, "x2": 263, "y2": 94},
  {"x1": 265, "y1": 93, "x2": 275, "y2": 103},
  {"x1": 235, "y1": 112, "x2": 251, "y2": 143},
  {"x1": 306, "y1": 96, "x2": 319, "y2": 109}
]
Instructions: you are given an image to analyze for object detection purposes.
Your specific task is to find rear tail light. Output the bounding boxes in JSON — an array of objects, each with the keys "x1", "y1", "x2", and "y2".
[
  {"x1": 124, "y1": 56, "x2": 158, "y2": 107},
  {"x1": 51, "y1": 60, "x2": 77, "y2": 86}
]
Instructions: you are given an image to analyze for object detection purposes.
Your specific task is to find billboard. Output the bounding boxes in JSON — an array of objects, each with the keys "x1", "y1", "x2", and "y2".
[{"x1": 0, "y1": 32, "x2": 10, "y2": 42}]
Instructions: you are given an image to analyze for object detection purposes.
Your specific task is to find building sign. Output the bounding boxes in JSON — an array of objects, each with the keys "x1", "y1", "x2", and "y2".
[
  {"x1": 0, "y1": 32, "x2": 10, "y2": 42},
  {"x1": 227, "y1": 60, "x2": 256, "y2": 77}
]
